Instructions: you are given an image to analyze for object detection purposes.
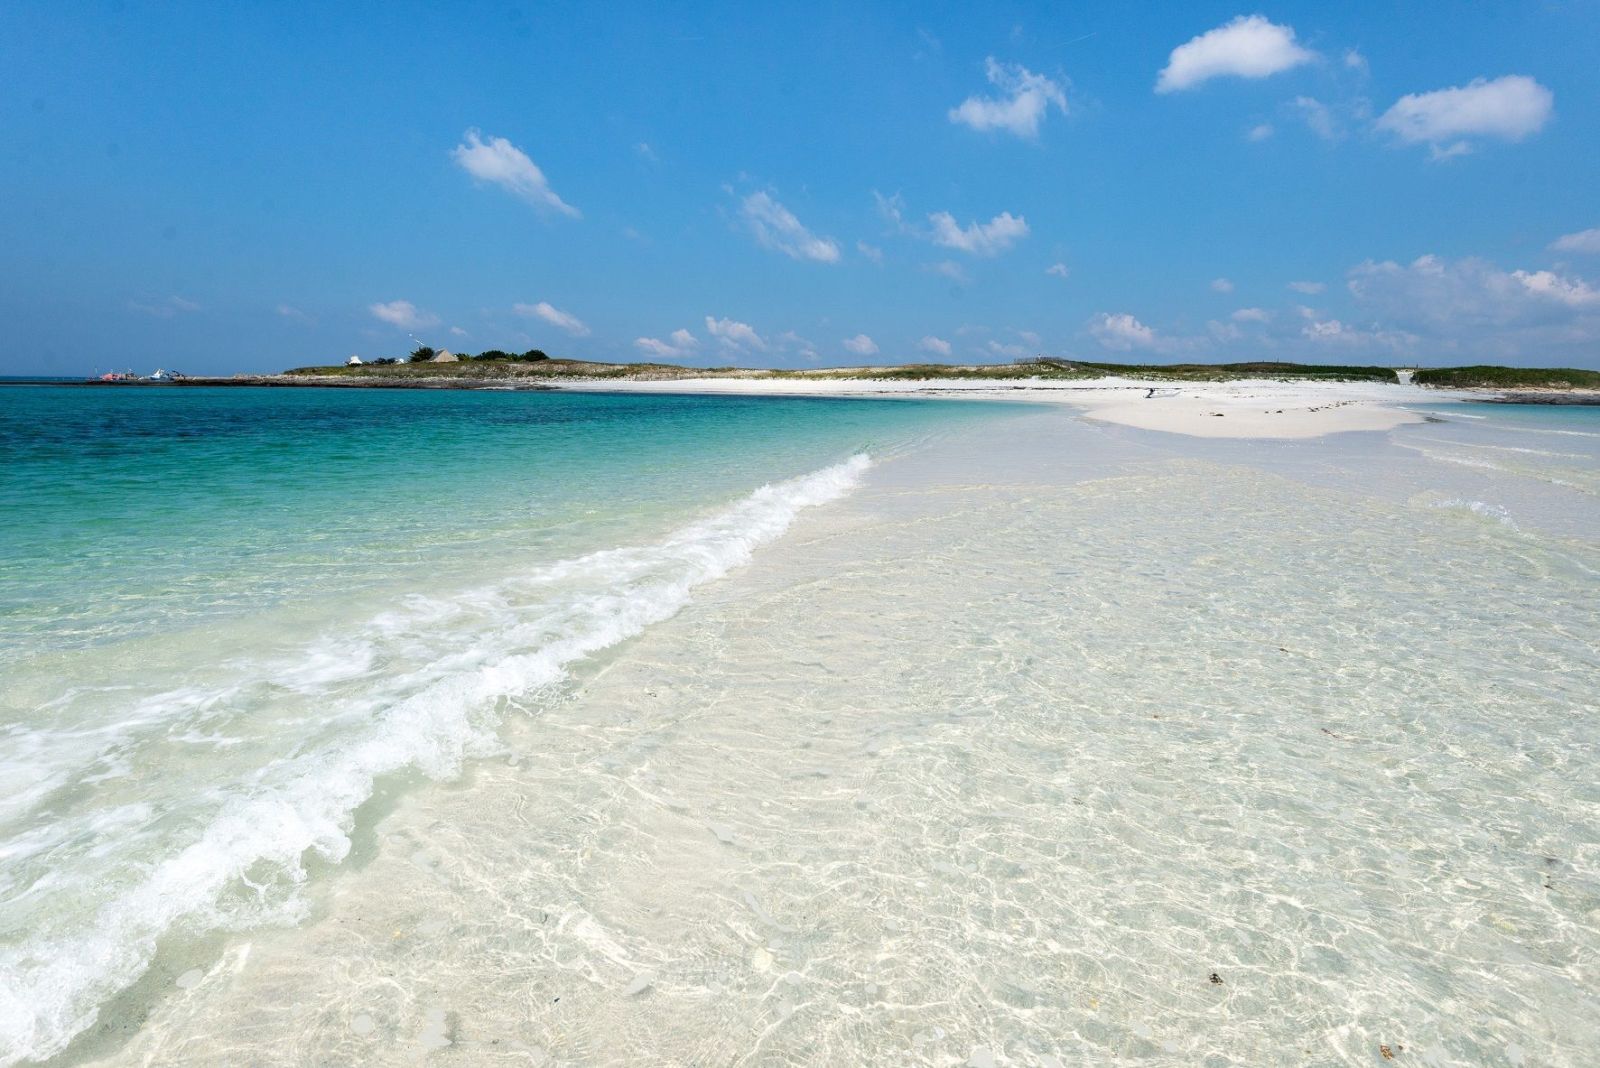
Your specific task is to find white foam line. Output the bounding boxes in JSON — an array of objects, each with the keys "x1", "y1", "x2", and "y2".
[{"x1": 0, "y1": 454, "x2": 871, "y2": 1067}]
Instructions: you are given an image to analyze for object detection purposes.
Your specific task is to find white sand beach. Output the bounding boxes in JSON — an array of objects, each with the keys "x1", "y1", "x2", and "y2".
[{"x1": 551, "y1": 376, "x2": 1461, "y2": 439}]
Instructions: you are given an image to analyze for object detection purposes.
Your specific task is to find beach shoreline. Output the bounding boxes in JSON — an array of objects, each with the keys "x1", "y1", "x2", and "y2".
[{"x1": 546, "y1": 374, "x2": 1450, "y2": 438}]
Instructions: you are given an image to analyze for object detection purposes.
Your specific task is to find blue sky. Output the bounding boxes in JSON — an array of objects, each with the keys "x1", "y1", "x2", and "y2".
[{"x1": 3, "y1": 1, "x2": 1599, "y2": 375}]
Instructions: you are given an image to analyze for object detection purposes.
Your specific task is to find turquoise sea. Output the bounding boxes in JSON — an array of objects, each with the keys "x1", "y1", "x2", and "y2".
[{"x1": 0, "y1": 386, "x2": 1006, "y2": 1064}]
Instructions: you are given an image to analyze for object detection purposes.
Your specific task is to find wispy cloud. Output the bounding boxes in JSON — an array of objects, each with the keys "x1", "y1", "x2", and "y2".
[
  {"x1": 275, "y1": 303, "x2": 313, "y2": 324},
  {"x1": 1047, "y1": 262, "x2": 1070, "y2": 279},
  {"x1": 918, "y1": 335, "x2": 952, "y2": 357},
  {"x1": 948, "y1": 58, "x2": 1066, "y2": 138},
  {"x1": 1246, "y1": 123, "x2": 1275, "y2": 142},
  {"x1": 1552, "y1": 227, "x2": 1600, "y2": 254},
  {"x1": 1210, "y1": 277, "x2": 1234, "y2": 293},
  {"x1": 926, "y1": 260, "x2": 971, "y2": 284},
  {"x1": 1231, "y1": 307, "x2": 1271, "y2": 322},
  {"x1": 369, "y1": 300, "x2": 439, "y2": 330},
  {"x1": 514, "y1": 300, "x2": 590, "y2": 336},
  {"x1": 873, "y1": 190, "x2": 907, "y2": 230},
  {"x1": 857, "y1": 241, "x2": 884, "y2": 264},
  {"x1": 1290, "y1": 96, "x2": 1340, "y2": 141},
  {"x1": 1288, "y1": 280, "x2": 1326, "y2": 294},
  {"x1": 128, "y1": 296, "x2": 200, "y2": 318},
  {"x1": 738, "y1": 191, "x2": 840, "y2": 263},
  {"x1": 451, "y1": 129, "x2": 579, "y2": 217},
  {"x1": 1156, "y1": 15, "x2": 1313, "y2": 93},
  {"x1": 987, "y1": 339, "x2": 1029, "y2": 359}
]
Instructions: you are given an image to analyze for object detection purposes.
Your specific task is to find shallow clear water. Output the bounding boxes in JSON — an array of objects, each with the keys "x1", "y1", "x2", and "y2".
[
  {"x1": 0, "y1": 386, "x2": 1006, "y2": 1065},
  {"x1": 3, "y1": 392, "x2": 1599, "y2": 1067}
]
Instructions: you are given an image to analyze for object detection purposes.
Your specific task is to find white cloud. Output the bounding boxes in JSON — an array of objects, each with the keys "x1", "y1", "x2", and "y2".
[
  {"x1": 1551, "y1": 228, "x2": 1600, "y2": 254},
  {"x1": 1156, "y1": 15, "x2": 1314, "y2": 93},
  {"x1": 369, "y1": 300, "x2": 439, "y2": 330},
  {"x1": 1288, "y1": 280, "x2": 1326, "y2": 294},
  {"x1": 705, "y1": 315, "x2": 767, "y2": 351},
  {"x1": 1017, "y1": 329, "x2": 1042, "y2": 346},
  {"x1": 928, "y1": 210, "x2": 1029, "y2": 256},
  {"x1": 1047, "y1": 262, "x2": 1070, "y2": 279},
  {"x1": 857, "y1": 241, "x2": 884, "y2": 264},
  {"x1": 1231, "y1": 307, "x2": 1271, "y2": 322},
  {"x1": 1088, "y1": 312, "x2": 1159, "y2": 351},
  {"x1": 635, "y1": 142, "x2": 657, "y2": 162},
  {"x1": 275, "y1": 303, "x2": 312, "y2": 324},
  {"x1": 948, "y1": 57, "x2": 1067, "y2": 138},
  {"x1": 738, "y1": 191, "x2": 840, "y2": 263},
  {"x1": 1344, "y1": 49, "x2": 1368, "y2": 73},
  {"x1": 634, "y1": 328, "x2": 699, "y2": 359},
  {"x1": 1510, "y1": 269, "x2": 1600, "y2": 308},
  {"x1": 987, "y1": 340, "x2": 1029, "y2": 359},
  {"x1": 1246, "y1": 122, "x2": 1275, "y2": 142},
  {"x1": 842, "y1": 334, "x2": 879, "y2": 357},
  {"x1": 451, "y1": 129, "x2": 579, "y2": 218},
  {"x1": 1376, "y1": 76, "x2": 1553, "y2": 155},
  {"x1": 1210, "y1": 277, "x2": 1234, "y2": 293},
  {"x1": 450, "y1": 326, "x2": 468, "y2": 337},
  {"x1": 129, "y1": 296, "x2": 200, "y2": 318},
  {"x1": 514, "y1": 301, "x2": 590, "y2": 337},
  {"x1": 918, "y1": 335, "x2": 952, "y2": 357}
]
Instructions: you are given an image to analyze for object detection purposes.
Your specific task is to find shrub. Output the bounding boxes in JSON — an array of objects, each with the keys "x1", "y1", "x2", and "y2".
[
  {"x1": 409, "y1": 345, "x2": 437, "y2": 363},
  {"x1": 517, "y1": 349, "x2": 550, "y2": 362}
]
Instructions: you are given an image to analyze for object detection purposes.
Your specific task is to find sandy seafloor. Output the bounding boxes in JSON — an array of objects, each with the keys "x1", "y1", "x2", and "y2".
[{"x1": 73, "y1": 402, "x2": 1600, "y2": 1068}]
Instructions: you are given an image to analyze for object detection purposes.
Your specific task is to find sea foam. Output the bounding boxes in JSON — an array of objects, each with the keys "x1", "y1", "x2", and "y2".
[{"x1": 0, "y1": 454, "x2": 870, "y2": 1067}]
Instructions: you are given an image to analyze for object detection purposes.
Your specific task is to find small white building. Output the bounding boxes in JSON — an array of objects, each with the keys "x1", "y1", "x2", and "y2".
[{"x1": 346, "y1": 355, "x2": 363, "y2": 366}]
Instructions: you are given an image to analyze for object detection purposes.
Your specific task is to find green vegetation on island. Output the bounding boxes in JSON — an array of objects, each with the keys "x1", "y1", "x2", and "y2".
[
  {"x1": 273, "y1": 352, "x2": 1600, "y2": 393},
  {"x1": 1411, "y1": 365, "x2": 1600, "y2": 389}
]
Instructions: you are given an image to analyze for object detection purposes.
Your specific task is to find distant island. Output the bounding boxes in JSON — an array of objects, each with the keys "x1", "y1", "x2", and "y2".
[
  {"x1": 64, "y1": 346, "x2": 1600, "y2": 397},
  {"x1": 278, "y1": 352, "x2": 1600, "y2": 392}
]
